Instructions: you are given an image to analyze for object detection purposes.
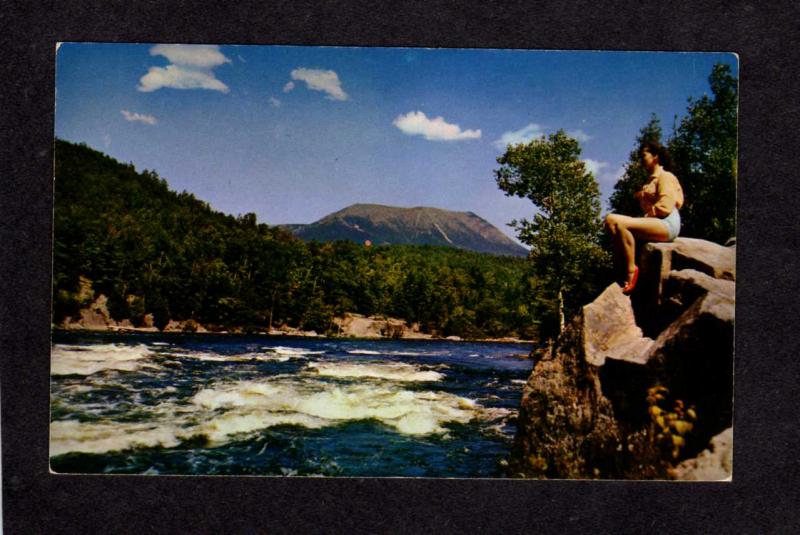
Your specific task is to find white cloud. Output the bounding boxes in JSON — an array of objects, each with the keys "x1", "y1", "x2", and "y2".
[
  {"x1": 587, "y1": 161, "x2": 625, "y2": 195},
  {"x1": 583, "y1": 158, "x2": 608, "y2": 177},
  {"x1": 493, "y1": 123, "x2": 545, "y2": 149},
  {"x1": 138, "y1": 64, "x2": 229, "y2": 93},
  {"x1": 138, "y1": 44, "x2": 230, "y2": 93},
  {"x1": 149, "y1": 44, "x2": 230, "y2": 69},
  {"x1": 121, "y1": 109, "x2": 157, "y2": 125},
  {"x1": 568, "y1": 129, "x2": 592, "y2": 142},
  {"x1": 287, "y1": 68, "x2": 348, "y2": 101},
  {"x1": 605, "y1": 164, "x2": 626, "y2": 186},
  {"x1": 494, "y1": 124, "x2": 592, "y2": 149},
  {"x1": 269, "y1": 96, "x2": 282, "y2": 108},
  {"x1": 103, "y1": 134, "x2": 111, "y2": 148},
  {"x1": 393, "y1": 111, "x2": 481, "y2": 141},
  {"x1": 615, "y1": 164, "x2": 626, "y2": 180}
]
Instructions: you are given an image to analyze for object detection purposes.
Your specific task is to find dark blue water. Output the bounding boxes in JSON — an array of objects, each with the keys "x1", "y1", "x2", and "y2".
[{"x1": 50, "y1": 332, "x2": 533, "y2": 477}]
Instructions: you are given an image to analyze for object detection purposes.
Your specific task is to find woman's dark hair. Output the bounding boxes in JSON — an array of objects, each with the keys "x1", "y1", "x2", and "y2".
[{"x1": 639, "y1": 140, "x2": 673, "y2": 171}]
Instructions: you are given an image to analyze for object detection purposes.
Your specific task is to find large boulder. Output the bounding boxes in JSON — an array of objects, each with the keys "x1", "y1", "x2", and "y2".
[
  {"x1": 641, "y1": 286, "x2": 734, "y2": 450},
  {"x1": 333, "y1": 313, "x2": 385, "y2": 338},
  {"x1": 644, "y1": 238, "x2": 735, "y2": 282},
  {"x1": 333, "y1": 313, "x2": 410, "y2": 338},
  {"x1": 509, "y1": 325, "x2": 621, "y2": 479},
  {"x1": 635, "y1": 238, "x2": 735, "y2": 335},
  {"x1": 581, "y1": 283, "x2": 653, "y2": 367},
  {"x1": 510, "y1": 238, "x2": 735, "y2": 479}
]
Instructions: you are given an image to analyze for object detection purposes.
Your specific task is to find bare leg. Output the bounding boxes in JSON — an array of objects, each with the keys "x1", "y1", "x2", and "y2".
[
  {"x1": 605, "y1": 214, "x2": 670, "y2": 285},
  {"x1": 605, "y1": 214, "x2": 629, "y2": 282},
  {"x1": 619, "y1": 226, "x2": 637, "y2": 275}
]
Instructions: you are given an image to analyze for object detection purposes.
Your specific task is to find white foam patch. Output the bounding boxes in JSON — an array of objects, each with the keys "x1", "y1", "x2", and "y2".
[
  {"x1": 50, "y1": 420, "x2": 183, "y2": 456},
  {"x1": 176, "y1": 350, "x2": 293, "y2": 363},
  {"x1": 195, "y1": 410, "x2": 328, "y2": 444},
  {"x1": 267, "y1": 346, "x2": 325, "y2": 356},
  {"x1": 50, "y1": 375, "x2": 482, "y2": 455},
  {"x1": 307, "y1": 361, "x2": 444, "y2": 382},
  {"x1": 388, "y1": 350, "x2": 448, "y2": 357},
  {"x1": 50, "y1": 346, "x2": 485, "y2": 456},
  {"x1": 51, "y1": 344, "x2": 158, "y2": 376},
  {"x1": 172, "y1": 351, "x2": 228, "y2": 362},
  {"x1": 191, "y1": 377, "x2": 476, "y2": 437},
  {"x1": 192, "y1": 381, "x2": 286, "y2": 408},
  {"x1": 346, "y1": 349, "x2": 381, "y2": 355},
  {"x1": 57, "y1": 384, "x2": 96, "y2": 395}
]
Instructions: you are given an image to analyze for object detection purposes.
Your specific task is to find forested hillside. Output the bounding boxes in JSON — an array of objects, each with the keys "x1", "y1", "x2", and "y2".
[{"x1": 53, "y1": 140, "x2": 540, "y2": 339}]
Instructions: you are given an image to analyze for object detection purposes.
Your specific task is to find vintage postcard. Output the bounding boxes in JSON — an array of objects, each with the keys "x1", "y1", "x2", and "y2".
[{"x1": 50, "y1": 44, "x2": 737, "y2": 479}]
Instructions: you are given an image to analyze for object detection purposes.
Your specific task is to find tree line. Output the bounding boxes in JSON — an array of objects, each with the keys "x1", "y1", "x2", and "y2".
[{"x1": 53, "y1": 139, "x2": 541, "y2": 339}]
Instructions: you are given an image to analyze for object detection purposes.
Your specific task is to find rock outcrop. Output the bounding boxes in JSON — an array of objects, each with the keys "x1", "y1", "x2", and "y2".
[
  {"x1": 332, "y1": 313, "x2": 432, "y2": 339},
  {"x1": 60, "y1": 298, "x2": 156, "y2": 331},
  {"x1": 509, "y1": 237, "x2": 735, "y2": 479},
  {"x1": 163, "y1": 319, "x2": 208, "y2": 333},
  {"x1": 672, "y1": 427, "x2": 733, "y2": 481},
  {"x1": 60, "y1": 294, "x2": 117, "y2": 330}
]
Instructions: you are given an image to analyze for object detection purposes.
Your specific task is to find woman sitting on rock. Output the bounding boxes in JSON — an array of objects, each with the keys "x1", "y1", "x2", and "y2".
[{"x1": 605, "y1": 141, "x2": 684, "y2": 294}]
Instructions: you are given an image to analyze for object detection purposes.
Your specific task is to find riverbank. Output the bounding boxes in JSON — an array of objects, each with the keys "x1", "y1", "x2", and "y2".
[{"x1": 54, "y1": 307, "x2": 535, "y2": 345}]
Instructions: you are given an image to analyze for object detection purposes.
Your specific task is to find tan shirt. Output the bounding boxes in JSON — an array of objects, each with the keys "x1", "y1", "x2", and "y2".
[{"x1": 638, "y1": 168, "x2": 684, "y2": 217}]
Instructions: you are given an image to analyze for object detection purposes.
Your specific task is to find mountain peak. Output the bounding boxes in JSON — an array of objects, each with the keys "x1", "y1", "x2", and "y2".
[{"x1": 285, "y1": 204, "x2": 528, "y2": 257}]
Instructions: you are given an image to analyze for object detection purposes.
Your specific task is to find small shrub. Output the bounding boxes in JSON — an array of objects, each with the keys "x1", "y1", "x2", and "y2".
[{"x1": 646, "y1": 386, "x2": 697, "y2": 460}]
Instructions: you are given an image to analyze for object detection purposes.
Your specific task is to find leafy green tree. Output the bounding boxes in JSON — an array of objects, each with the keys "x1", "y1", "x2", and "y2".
[
  {"x1": 495, "y1": 130, "x2": 607, "y2": 339},
  {"x1": 609, "y1": 114, "x2": 664, "y2": 215},
  {"x1": 668, "y1": 63, "x2": 738, "y2": 243}
]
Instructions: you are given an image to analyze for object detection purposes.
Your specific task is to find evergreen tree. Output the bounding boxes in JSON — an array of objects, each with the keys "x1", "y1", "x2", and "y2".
[
  {"x1": 495, "y1": 130, "x2": 607, "y2": 340},
  {"x1": 668, "y1": 63, "x2": 738, "y2": 243},
  {"x1": 609, "y1": 114, "x2": 663, "y2": 215}
]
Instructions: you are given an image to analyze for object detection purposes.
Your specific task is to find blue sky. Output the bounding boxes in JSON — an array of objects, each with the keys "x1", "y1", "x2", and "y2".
[{"x1": 55, "y1": 44, "x2": 737, "y2": 243}]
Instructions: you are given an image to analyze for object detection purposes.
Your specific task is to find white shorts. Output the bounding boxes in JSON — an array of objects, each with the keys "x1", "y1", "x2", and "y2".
[{"x1": 659, "y1": 209, "x2": 681, "y2": 241}]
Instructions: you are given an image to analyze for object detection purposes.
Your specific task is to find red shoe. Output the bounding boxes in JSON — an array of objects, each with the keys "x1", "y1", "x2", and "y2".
[{"x1": 622, "y1": 265, "x2": 639, "y2": 295}]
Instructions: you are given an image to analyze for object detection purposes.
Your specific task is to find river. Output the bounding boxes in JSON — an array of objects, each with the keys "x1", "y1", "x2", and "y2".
[{"x1": 50, "y1": 331, "x2": 533, "y2": 477}]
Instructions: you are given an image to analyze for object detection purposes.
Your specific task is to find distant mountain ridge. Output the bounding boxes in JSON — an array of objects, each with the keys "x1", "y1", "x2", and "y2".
[{"x1": 282, "y1": 203, "x2": 529, "y2": 257}]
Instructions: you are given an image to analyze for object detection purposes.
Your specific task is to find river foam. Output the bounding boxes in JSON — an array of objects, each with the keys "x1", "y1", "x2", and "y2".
[
  {"x1": 307, "y1": 361, "x2": 444, "y2": 382},
  {"x1": 50, "y1": 337, "x2": 530, "y2": 467},
  {"x1": 51, "y1": 344, "x2": 158, "y2": 376},
  {"x1": 51, "y1": 371, "x2": 482, "y2": 456},
  {"x1": 50, "y1": 419, "x2": 184, "y2": 456},
  {"x1": 191, "y1": 376, "x2": 476, "y2": 437}
]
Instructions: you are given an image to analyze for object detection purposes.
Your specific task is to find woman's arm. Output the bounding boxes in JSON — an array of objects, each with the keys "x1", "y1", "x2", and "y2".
[
  {"x1": 651, "y1": 175, "x2": 680, "y2": 217},
  {"x1": 637, "y1": 192, "x2": 651, "y2": 214},
  {"x1": 635, "y1": 183, "x2": 655, "y2": 214}
]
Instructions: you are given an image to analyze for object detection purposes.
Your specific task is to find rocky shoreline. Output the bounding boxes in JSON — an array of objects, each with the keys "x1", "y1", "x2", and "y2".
[
  {"x1": 55, "y1": 306, "x2": 533, "y2": 345},
  {"x1": 508, "y1": 237, "x2": 735, "y2": 480}
]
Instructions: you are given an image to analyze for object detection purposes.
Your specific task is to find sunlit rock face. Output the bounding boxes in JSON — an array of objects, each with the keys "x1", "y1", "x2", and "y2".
[{"x1": 509, "y1": 237, "x2": 735, "y2": 480}]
